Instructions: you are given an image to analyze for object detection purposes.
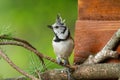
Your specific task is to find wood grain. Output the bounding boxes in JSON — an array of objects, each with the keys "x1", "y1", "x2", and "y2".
[{"x1": 78, "y1": 0, "x2": 120, "y2": 20}]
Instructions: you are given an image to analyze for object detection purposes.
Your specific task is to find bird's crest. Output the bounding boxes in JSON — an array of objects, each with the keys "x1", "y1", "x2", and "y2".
[{"x1": 56, "y1": 14, "x2": 65, "y2": 25}]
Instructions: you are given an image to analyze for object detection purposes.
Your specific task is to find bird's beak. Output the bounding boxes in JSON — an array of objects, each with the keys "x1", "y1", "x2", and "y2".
[{"x1": 48, "y1": 25, "x2": 53, "y2": 29}]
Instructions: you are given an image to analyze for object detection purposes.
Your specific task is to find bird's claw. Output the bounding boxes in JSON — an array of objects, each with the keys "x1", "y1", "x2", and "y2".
[
  {"x1": 57, "y1": 57, "x2": 68, "y2": 65},
  {"x1": 63, "y1": 60, "x2": 68, "y2": 65},
  {"x1": 56, "y1": 57, "x2": 61, "y2": 64}
]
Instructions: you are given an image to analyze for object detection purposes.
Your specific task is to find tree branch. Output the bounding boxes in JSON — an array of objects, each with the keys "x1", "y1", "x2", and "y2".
[
  {"x1": 73, "y1": 63, "x2": 120, "y2": 80},
  {"x1": 40, "y1": 63, "x2": 120, "y2": 80},
  {"x1": 84, "y1": 29, "x2": 120, "y2": 64},
  {"x1": 3, "y1": 63, "x2": 120, "y2": 80},
  {"x1": 0, "y1": 35, "x2": 44, "y2": 65},
  {"x1": 0, "y1": 50, "x2": 39, "y2": 80}
]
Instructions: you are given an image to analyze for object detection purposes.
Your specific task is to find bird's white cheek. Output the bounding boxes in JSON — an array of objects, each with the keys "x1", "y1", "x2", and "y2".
[{"x1": 53, "y1": 29, "x2": 59, "y2": 34}]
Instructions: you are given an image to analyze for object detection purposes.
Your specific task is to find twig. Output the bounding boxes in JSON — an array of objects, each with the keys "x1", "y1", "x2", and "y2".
[
  {"x1": 0, "y1": 50, "x2": 39, "y2": 80},
  {"x1": 0, "y1": 35, "x2": 37, "y2": 50},
  {"x1": 0, "y1": 35, "x2": 44, "y2": 64}
]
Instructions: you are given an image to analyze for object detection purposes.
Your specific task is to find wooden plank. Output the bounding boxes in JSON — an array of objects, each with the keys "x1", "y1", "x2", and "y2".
[{"x1": 78, "y1": 0, "x2": 120, "y2": 20}]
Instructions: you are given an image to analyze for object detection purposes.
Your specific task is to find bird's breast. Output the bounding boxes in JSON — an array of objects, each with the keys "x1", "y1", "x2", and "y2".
[{"x1": 52, "y1": 38, "x2": 74, "y2": 58}]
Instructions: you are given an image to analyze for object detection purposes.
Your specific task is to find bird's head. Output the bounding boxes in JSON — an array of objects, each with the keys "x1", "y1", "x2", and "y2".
[{"x1": 48, "y1": 14, "x2": 69, "y2": 40}]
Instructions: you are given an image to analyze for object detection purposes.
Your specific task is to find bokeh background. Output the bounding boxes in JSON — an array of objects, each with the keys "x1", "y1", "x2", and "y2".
[{"x1": 0, "y1": 0, "x2": 77, "y2": 79}]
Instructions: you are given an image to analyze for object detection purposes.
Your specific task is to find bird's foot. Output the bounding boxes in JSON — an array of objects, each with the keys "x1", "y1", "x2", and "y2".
[
  {"x1": 57, "y1": 57, "x2": 68, "y2": 65},
  {"x1": 62, "y1": 59, "x2": 69, "y2": 65},
  {"x1": 56, "y1": 57, "x2": 61, "y2": 64}
]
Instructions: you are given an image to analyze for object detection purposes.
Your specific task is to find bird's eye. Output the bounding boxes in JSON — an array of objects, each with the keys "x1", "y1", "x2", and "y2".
[{"x1": 55, "y1": 26, "x2": 59, "y2": 28}]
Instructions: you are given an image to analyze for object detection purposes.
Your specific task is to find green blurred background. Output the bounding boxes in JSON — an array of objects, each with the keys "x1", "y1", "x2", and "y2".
[{"x1": 0, "y1": 0, "x2": 77, "y2": 79}]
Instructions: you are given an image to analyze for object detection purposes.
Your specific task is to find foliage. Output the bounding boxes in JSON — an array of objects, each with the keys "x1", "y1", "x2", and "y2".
[{"x1": 27, "y1": 53, "x2": 43, "y2": 78}]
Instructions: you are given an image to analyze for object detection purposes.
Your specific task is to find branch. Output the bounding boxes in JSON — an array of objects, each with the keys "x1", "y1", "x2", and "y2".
[
  {"x1": 84, "y1": 50, "x2": 119, "y2": 64},
  {"x1": 40, "y1": 63, "x2": 120, "y2": 80},
  {"x1": 0, "y1": 35, "x2": 44, "y2": 65},
  {"x1": 84, "y1": 29, "x2": 120, "y2": 64},
  {"x1": 0, "y1": 50, "x2": 39, "y2": 80}
]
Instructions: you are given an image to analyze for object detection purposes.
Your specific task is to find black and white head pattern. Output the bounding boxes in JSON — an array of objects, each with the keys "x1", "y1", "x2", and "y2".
[{"x1": 49, "y1": 14, "x2": 70, "y2": 42}]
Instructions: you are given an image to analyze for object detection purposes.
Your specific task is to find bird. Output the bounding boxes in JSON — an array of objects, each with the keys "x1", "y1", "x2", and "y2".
[
  {"x1": 48, "y1": 14, "x2": 74, "y2": 80},
  {"x1": 48, "y1": 14, "x2": 74, "y2": 65}
]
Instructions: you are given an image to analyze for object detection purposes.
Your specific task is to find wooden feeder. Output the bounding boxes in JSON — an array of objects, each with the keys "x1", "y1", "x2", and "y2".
[{"x1": 74, "y1": 0, "x2": 120, "y2": 64}]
